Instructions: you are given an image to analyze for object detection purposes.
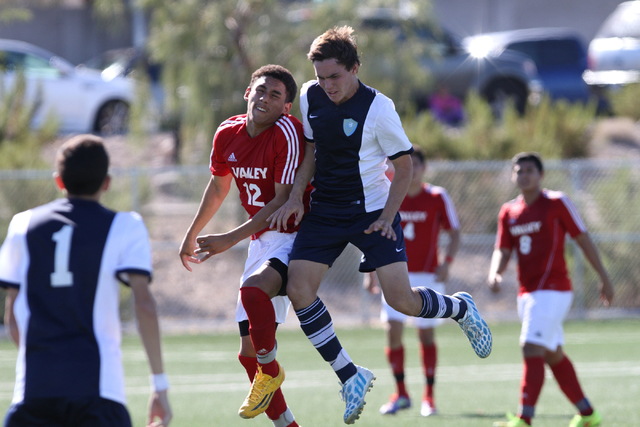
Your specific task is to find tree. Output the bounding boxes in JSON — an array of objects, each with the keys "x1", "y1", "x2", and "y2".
[{"x1": 95, "y1": 0, "x2": 434, "y2": 163}]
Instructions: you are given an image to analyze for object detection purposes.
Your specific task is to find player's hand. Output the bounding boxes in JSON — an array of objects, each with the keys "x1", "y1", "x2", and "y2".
[
  {"x1": 487, "y1": 273, "x2": 502, "y2": 293},
  {"x1": 599, "y1": 277, "x2": 614, "y2": 307},
  {"x1": 178, "y1": 235, "x2": 202, "y2": 272},
  {"x1": 195, "y1": 233, "x2": 235, "y2": 260},
  {"x1": 363, "y1": 272, "x2": 380, "y2": 295},
  {"x1": 147, "y1": 390, "x2": 172, "y2": 427},
  {"x1": 268, "y1": 198, "x2": 304, "y2": 231},
  {"x1": 364, "y1": 218, "x2": 396, "y2": 240},
  {"x1": 435, "y1": 263, "x2": 450, "y2": 282}
]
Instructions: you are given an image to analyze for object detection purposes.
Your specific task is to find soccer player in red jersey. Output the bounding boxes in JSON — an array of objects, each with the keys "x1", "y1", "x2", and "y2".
[
  {"x1": 179, "y1": 65, "x2": 310, "y2": 427},
  {"x1": 488, "y1": 152, "x2": 613, "y2": 427},
  {"x1": 366, "y1": 146, "x2": 460, "y2": 417}
]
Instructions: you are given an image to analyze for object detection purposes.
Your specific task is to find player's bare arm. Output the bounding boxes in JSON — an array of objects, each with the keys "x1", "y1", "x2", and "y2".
[
  {"x1": 179, "y1": 174, "x2": 232, "y2": 271},
  {"x1": 488, "y1": 247, "x2": 511, "y2": 292},
  {"x1": 436, "y1": 228, "x2": 460, "y2": 282},
  {"x1": 574, "y1": 232, "x2": 614, "y2": 306},
  {"x1": 196, "y1": 182, "x2": 293, "y2": 259},
  {"x1": 365, "y1": 153, "x2": 412, "y2": 240},
  {"x1": 4, "y1": 287, "x2": 19, "y2": 345},
  {"x1": 130, "y1": 273, "x2": 173, "y2": 427},
  {"x1": 268, "y1": 141, "x2": 316, "y2": 231}
]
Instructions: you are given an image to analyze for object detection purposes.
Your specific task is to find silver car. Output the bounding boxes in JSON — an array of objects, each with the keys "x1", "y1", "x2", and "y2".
[
  {"x1": 584, "y1": 1, "x2": 640, "y2": 87},
  {"x1": 0, "y1": 39, "x2": 133, "y2": 134}
]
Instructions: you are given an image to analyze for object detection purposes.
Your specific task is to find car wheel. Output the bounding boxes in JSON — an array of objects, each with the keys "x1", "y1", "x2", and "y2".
[
  {"x1": 484, "y1": 80, "x2": 527, "y2": 117},
  {"x1": 95, "y1": 100, "x2": 129, "y2": 135}
]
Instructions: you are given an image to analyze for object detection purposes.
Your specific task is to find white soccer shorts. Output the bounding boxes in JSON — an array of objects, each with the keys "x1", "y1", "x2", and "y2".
[
  {"x1": 381, "y1": 272, "x2": 445, "y2": 328},
  {"x1": 517, "y1": 289, "x2": 574, "y2": 351},
  {"x1": 235, "y1": 231, "x2": 295, "y2": 324}
]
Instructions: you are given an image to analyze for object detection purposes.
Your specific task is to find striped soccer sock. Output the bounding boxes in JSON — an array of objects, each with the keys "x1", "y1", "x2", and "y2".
[{"x1": 295, "y1": 297, "x2": 357, "y2": 384}]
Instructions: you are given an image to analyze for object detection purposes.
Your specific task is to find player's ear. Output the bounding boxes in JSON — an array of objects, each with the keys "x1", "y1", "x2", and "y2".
[
  {"x1": 53, "y1": 172, "x2": 65, "y2": 191},
  {"x1": 282, "y1": 101, "x2": 292, "y2": 115},
  {"x1": 102, "y1": 175, "x2": 111, "y2": 192},
  {"x1": 244, "y1": 86, "x2": 251, "y2": 101}
]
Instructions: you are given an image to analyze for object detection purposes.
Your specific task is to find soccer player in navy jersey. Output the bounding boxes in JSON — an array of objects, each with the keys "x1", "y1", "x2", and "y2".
[
  {"x1": 489, "y1": 152, "x2": 613, "y2": 427},
  {"x1": 179, "y1": 65, "x2": 309, "y2": 427},
  {"x1": 267, "y1": 26, "x2": 492, "y2": 424},
  {"x1": 0, "y1": 135, "x2": 171, "y2": 427}
]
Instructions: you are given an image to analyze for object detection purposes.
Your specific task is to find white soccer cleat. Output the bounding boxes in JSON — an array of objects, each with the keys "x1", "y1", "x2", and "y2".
[
  {"x1": 340, "y1": 365, "x2": 375, "y2": 424},
  {"x1": 420, "y1": 399, "x2": 438, "y2": 417},
  {"x1": 453, "y1": 292, "x2": 492, "y2": 358}
]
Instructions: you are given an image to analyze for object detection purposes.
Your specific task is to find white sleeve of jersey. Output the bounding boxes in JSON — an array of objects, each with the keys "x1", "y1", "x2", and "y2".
[
  {"x1": 372, "y1": 94, "x2": 412, "y2": 158},
  {"x1": 112, "y1": 212, "x2": 153, "y2": 284},
  {"x1": 300, "y1": 81, "x2": 314, "y2": 142},
  {"x1": 0, "y1": 211, "x2": 31, "y2": 288}
]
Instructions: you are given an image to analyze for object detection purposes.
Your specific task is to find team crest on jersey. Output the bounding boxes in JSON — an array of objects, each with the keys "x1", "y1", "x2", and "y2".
[
  {"x1": 343, "y1": 118, "x2": 358, "y2": 136},
  {"x1": 228, "y1": 153, "x2": 237, "y2": 162}
]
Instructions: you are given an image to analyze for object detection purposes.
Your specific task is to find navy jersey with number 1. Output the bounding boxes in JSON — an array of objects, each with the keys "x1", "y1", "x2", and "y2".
[{"x1": 0, "y1": 198, "x2": 152, "y2": 406}]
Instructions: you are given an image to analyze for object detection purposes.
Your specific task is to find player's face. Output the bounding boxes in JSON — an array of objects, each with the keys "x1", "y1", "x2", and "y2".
[
  {"x1": 411, "y1": 156, "x2": 425, "y2": 186},
  {"x1": 313, "y1": 58, "x2": 360, "y2": 105},
  {"x1": 513, "y1": 160, "x2": 542, "y2": 192},
  {"x1": 245, "y1": 76, "x2": 292, "y2": 128}
]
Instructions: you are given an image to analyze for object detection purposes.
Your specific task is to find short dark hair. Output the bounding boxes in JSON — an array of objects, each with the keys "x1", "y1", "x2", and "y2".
[
  {"x1": 56, "y1": 134, "x2": 109, "y2": 196},
  {"x1": 250, "y1": 64, "x2": 298, "y2": 104},
  {"x1": 307, "y1": 26, "x2": 361, "y2": 71},
  {"x1": 411, "y1": 144, "x2": 426, "y2": 165},
  {"x1": 512, "y1": 151, "x2": 544, "y2": 173}
]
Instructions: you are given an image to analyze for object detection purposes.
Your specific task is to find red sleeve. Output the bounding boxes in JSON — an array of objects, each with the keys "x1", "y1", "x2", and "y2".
[
  {"x1": 437, "y1": 188, "x2": 459, "y2": 231},
  {"x1": 556, "y1": 194, "x2": 587, "y2": 238},
  {"x1": 273, "y1": 115, "x2": 304, "y2": 185},
  {"x1": 496, "y1": 204, "x2": 513, "y2": 250},
  {"x1": 209, "y1": 126, "x2": 231, "y2": 177}
]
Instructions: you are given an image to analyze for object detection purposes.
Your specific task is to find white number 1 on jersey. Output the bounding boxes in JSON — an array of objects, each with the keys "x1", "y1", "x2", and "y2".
[{"x1": 50, "y1": 225, "x2": 74, "y2": 287}]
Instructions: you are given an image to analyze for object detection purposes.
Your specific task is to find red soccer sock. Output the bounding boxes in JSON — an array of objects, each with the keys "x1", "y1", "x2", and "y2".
[
  {"x1": 420, "y1": 342, "x2": 437, "y2": 400},
  {"x1": 238, "y1": 354, "x2": 287, "y2": 420},
  {"x1": 550, "y1": 355, "x2": 592, "y2": 415},
  {"x1": 385, "y1": 346, "x2": 408, "y2": 397},
  {"x1": 240, "y1": 287, "x2": 279, "y2": 377},
  {"x1": 519, "y1": 356, "x2": 545, "y2": 425}
]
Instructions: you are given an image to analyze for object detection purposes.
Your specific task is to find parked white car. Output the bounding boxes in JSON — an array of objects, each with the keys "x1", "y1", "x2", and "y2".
[
  {"x1": 584, "y1": 1, "x2": 640, "y2": 87},
  {"x1": 0, "y1": 39, "x2": 133, "y2": 134}
]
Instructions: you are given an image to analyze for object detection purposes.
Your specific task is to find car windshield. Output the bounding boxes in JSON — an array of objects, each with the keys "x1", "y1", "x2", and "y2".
[{"x1": 595, "y1": 3, "x2": 640, "y2": 39}]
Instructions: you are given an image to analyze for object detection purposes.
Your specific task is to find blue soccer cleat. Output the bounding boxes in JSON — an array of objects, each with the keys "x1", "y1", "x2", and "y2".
[
  {"x1": 453, "y1": 292, "x2": 492, "y2": 358},
  {"x1": 340, "y1": 365, "x2": 375, "y2": 424}
]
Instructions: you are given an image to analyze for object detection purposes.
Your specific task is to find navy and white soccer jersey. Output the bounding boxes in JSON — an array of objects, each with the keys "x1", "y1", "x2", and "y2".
[
  {"x1": 0, "y1": 198, "x2": 152, "y2": 406},
  {"x1": 300, "y1": 80, "x2": 413, "y2": 214}
]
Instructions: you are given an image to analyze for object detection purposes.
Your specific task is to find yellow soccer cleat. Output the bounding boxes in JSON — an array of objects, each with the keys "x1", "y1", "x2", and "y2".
[{"x1": 238, "y1": 362, "x2": 285, "y2": 419}]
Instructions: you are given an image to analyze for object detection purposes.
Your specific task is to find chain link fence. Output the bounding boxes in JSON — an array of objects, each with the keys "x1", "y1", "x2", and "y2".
[{"x1": 1, "y1": 159, "x2": 639, "y2": 333}]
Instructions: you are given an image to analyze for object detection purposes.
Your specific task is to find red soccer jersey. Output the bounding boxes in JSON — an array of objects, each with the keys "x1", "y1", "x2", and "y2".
[
  {"x1": 399, "y1": 184, "x2": 460, "y2": 273},
  {"x1": 496, "y1": 189, "x2": 587, "y2": 295},
  {"x1": 209, "y1": 113, "x2": 308, "y2": 239}
]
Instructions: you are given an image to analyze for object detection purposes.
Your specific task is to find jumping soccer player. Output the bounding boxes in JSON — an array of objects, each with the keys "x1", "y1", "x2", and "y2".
[
  {"x1": 266, "y1": 26, "x2": 492, "y2": 424},
  {"x1": 489, "y1": 152, "x2": 613, "y2": 427},
  {"x1": 366, "y1": 146, "x2": 460, "y2": 417},
  {"x1": 179, "y1": 64, "x2": 310, "y2": 427},
  {"x1": 1, "y1": 135, "x2": 172, "y2": 427}
]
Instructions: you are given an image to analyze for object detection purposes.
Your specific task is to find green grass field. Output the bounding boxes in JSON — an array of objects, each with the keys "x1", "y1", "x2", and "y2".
[{"x1": 1, "y1": 319, "x2": 639, "y2": 426}]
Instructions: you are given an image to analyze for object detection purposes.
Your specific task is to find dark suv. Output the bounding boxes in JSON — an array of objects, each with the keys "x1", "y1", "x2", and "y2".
[
  {"x1": 463, "y1": 28, "x2": 593, "y2": 105},
  {"x1": 359, "y1": 8, "x2": 542, "y2": 115}
]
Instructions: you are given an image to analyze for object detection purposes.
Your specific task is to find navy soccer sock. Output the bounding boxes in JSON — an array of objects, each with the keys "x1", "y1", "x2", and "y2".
[
  {"x1": 295, "y1": 297, "x2": 357, "y2": 384},
  {"x1": 416, "y1": 287, "x2": 466, "y2": 320}
]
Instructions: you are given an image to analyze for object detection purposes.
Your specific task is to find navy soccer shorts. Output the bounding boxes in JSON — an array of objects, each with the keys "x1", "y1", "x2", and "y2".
[
  {"x1": 4, "y1": 396, "x2": 132, "y2": 427},
  {"x1": 290, "y1": 209, "x2": 407, "y2": 272}
]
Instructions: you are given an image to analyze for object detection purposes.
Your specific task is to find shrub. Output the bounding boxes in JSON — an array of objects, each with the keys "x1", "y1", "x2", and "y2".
[
  {"x1": 609, "y1": 82, "x2": 640, "y2": 121},
  {"x1": 403, "y1": 93, "x2": 597, "y2": 160}
]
